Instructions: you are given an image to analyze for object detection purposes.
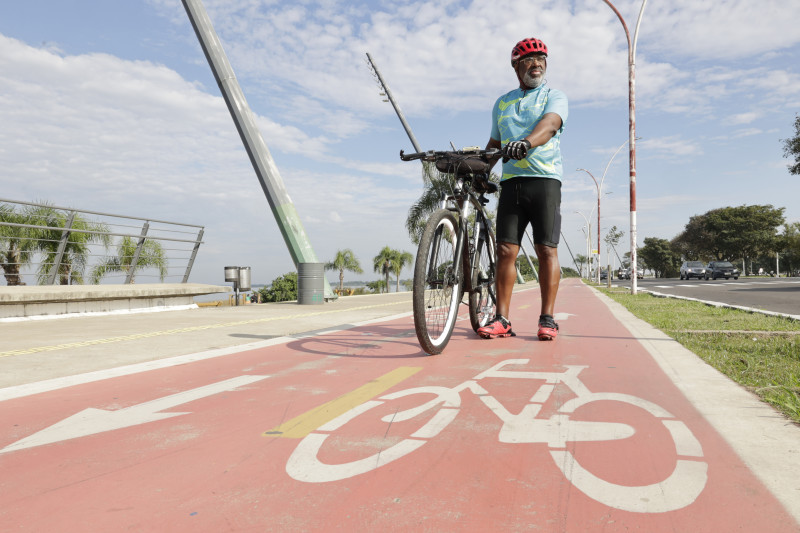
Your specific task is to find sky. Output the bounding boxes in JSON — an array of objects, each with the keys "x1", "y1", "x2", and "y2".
[{"x1": 2, "y1": 0, "x2": 799, "y2": 287}]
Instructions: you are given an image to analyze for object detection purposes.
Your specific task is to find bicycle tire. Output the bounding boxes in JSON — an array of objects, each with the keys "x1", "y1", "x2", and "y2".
[
  {"x1": 413, "y1": 209, "x2": 461, "y2": 355},
  {"x1": 469, "y1": 225, "x2": 497, "y2": 332}
]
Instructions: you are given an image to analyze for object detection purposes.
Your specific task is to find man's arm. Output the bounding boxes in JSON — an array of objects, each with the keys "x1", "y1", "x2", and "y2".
[
  {"x1": 486, "y1": 137, "x2": 503, "y2": 170},
  {"x1": 488, "y1": 111, "x2": 563, "y2": 165},
  {"x1": 523, "y1": 112, "x2": 562, "y2": 148}
]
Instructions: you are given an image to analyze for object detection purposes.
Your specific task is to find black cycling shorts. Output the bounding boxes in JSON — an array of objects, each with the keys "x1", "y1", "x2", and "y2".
[{"x1": 495, "y1": 176, "x2": 561, "y2": 248}]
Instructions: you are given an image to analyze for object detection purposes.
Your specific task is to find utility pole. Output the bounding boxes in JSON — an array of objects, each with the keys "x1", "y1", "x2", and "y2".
[
  {"x1": 365, "y1": 53, "x2": 421, "y2": 153},
  {"x1": 603, "y1": 0, "x2": 648, "y2": 295},
  {"x1": 182, "y1": 0, "x2": 333, "y2": 298}
]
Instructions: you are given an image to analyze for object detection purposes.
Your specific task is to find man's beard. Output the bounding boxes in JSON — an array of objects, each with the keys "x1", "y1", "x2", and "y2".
[{"x1": 522, "y1": 71, "x2": 544, "y2": 88}]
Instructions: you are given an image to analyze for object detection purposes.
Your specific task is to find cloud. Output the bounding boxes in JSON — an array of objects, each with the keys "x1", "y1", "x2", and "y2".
[
  {"x1": 0, "y1": 32, "x2": 418, "y2": 284},
  {"x1": 640, "y1": 0, "x2": 800, "y2": 60},
  {"x1": 639, "y1": 136, "x2": 702, "y2": 159},
  {"x1": 727, "y1": 112, "x2": 759, "y2": 125}
]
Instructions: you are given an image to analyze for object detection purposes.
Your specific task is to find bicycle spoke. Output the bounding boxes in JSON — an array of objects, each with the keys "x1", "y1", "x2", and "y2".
[{"x1": 413, "y1": 210, "x2": 461, "y2": 354}]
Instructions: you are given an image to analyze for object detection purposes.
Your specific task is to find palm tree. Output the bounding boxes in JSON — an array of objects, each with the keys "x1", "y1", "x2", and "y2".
[
  {"x1": 373, "y1": 246, "x2": 395, "y2": 294},
  {"x1": 90, "y1": 236, "x2": 168, "y2": 284},
  {"x1": 405, "y1": 162, "x2": 500, "y2": 244},
  {"x1": 35, "y1": 207, "x2": 111, "y2": 285},
  {"x1": 325, "y1": 249, "x2": 363, "y2": 293},
  {"x1": 405, "y1": 162, "x2": 454, "y2": 245},
  {"x1": 574, "y1": 254, "x2": 588, "y2": 278},
  {"x1": 0, "y1": 204, "x2": 39, "y2": 286},
  {"x1": 390, "y1": 250, "x2": 413, "y2": 292}
]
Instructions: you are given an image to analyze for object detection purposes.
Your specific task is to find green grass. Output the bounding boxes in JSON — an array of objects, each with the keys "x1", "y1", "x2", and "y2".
[{"x1": 595, "y1": 284, "x2": 800, "y2": 423}]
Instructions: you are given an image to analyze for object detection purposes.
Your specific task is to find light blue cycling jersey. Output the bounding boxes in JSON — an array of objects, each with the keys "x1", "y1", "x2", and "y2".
[{"x1": 490, "y1": 84, "x2": 568, "y2": 182}]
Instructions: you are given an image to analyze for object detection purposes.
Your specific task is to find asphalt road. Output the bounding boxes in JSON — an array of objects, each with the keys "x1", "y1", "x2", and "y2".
[{"x1": 612, "y1": 277, "x2": 800, "y2": 319}]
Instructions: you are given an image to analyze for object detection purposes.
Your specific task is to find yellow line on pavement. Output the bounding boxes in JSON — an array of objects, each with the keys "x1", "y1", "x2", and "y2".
[
  {"x1": 263, "y1": 366, "x2": 422, "y2": 438},
  {"x1": 0, "y1": 300, "x2": 411, "y2": 359}
]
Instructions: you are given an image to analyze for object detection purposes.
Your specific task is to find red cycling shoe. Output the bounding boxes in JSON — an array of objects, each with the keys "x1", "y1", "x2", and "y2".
[
  {"x1": 477, "y1": 316, "x2": 516, "y2": 339},
  {"x1": 537, "y1": 315, "x2": 559, "y2": 341}
]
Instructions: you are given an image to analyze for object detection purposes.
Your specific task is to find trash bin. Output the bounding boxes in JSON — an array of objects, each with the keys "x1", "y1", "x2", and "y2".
[
  {"x1": 238, "y1": 266, "x2": 251, "y2": 292},
  {"x1": 298, "y1": 262, "x2": 325, "y2": 305},
  {"x1": 224, "y1": 266, "x2": 240, "y2": 283}
]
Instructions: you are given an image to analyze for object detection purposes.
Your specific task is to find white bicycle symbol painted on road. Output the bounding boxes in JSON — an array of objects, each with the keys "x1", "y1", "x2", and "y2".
[{"x1": 286, "y1": 359, "x2": 708, "y2": 513}]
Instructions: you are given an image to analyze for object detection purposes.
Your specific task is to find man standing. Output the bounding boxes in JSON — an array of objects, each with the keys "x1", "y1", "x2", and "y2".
[{"x1": 477, "y1": 37, "x2": 568, "y2": 341}]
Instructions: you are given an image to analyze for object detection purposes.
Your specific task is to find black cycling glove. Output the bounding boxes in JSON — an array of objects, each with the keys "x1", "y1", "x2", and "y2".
[{"x1": 504, "y1": 139, "x2": 531, "y2": 160}]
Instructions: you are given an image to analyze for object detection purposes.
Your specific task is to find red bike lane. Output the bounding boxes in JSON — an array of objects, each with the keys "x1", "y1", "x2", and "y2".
[{"x1": 0, "y1": 280, "x2": 797, "y2": 532}]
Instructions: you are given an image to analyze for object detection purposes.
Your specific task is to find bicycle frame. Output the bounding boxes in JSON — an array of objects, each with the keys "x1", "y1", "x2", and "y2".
[{"x1": 441, "y1": 174, "x2": 496, "y2": 302}]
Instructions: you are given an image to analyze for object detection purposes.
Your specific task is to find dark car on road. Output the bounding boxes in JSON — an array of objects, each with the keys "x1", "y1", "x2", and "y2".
[
  {"x1": 705, "y1": 261, "x2": 740, "y2": 280},
  {"x1": 680, "y1": 261, "x2": 706, "y2": 280}
]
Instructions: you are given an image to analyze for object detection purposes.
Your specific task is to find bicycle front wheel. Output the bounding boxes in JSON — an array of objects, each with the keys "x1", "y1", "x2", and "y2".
[
  {"x1": 413, "y1": 210, "x2": 461, "y2": 355},
  {"x1": 469, "y1": 226, "x2": 497, "y2": 332}
]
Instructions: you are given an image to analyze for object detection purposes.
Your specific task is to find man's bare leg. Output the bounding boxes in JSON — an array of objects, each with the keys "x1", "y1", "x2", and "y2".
[
  {"x1": 495, "y1": 241, "x2": 521, "y2": 319},
  {"x1": 534, "y1": 243, "x2": 560, "y2": 317}
]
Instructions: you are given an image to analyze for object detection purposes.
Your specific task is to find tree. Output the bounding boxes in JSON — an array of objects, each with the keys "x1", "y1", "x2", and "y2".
[
  {"x1": 574, "y1": 253, "x2": 589, "y2": 278},
  {"x1": 373, "y1": 246, "x2": 395, "y2": 294},
  {"x1": 671, "y1": 213, "x2": 715, "y2": 260},
  {"x1": 366, "y1": 279, "x2": 386, "y2": 294},
  {"x1": 782, "y1": 113, "x2": 800, "y2": 175},
  {"x1": 779, "y1": 222, "x2": 800, "y2": 275},
  {"x1": 405, "y1": 162, "x2": 454, "y2": 245},
  {"x1": 90, "y1": 236, "x2": 168, "y2": 284},
  {"x1": 258, "y1": 272, "x2": 298, "y2": 302},
  {"x1": 325, "y1": 249, "x2": 363, "y2": 293},
  {"x1": 34, "y1": 206, "x2": 111, "y2": 285},
  {"x1": 0, "y1": 204, "x2": 39, "y2": 286},
  {"x1": 672, "y1": 205, "x2": 785, "y2": 268},
  {"x1": 405, "y1": 162, "x2": 500, "y2": 244},
  {"x1": 390, "y1": 250, "x2": 413, "y2": 292},
  {"x1": 516, "y1": 255, "x2": 539, "y2": 281},
  {"x1": 638, "y1": 237, "x2": 681, "y2": 278},
  {"x1": 604, "y1": 225, "x2": 625, "y2": 270}
]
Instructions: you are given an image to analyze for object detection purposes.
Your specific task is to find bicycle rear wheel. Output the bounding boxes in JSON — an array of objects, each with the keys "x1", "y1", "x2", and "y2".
[
  {"x1": 413, "y1": 210, "x2": 461, "y2": 355},
  {"x1": 469, "y1": 225, "x2": 497, "y2": 332}
]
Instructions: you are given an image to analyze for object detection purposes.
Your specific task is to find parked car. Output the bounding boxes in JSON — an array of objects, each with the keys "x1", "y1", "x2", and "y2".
[
  {"x1": 616, "y1": 267, "x2": 642, "y2": 280},
  {"x1": 680, "y1": 261, "x2": 706, "y2": 280},
  {"x1": 705, "y1": 261, "x2": 740, "y2": 280}
]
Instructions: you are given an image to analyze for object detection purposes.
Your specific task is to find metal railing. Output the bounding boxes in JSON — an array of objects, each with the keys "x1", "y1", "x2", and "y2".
[{"x1": 0, "y1": 198, "x2": 204, "y2": 286}]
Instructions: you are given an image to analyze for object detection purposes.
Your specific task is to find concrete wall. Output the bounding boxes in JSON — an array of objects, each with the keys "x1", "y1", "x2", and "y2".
[{"x1": 0, "y1": 284, "x2": 231, "y2": 320}]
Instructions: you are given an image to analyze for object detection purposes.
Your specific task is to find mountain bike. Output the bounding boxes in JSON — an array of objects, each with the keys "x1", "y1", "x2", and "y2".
[{"x1": 400, "y1": 147, "x2": 500, "y2": 355}]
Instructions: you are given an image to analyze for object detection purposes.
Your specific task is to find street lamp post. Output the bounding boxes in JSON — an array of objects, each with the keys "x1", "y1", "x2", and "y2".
[
  {"x1": 575, "y1": 210, "x2": 593, "y2": 279},
  {"x1": 577, "y1": 169, "x2": 601, "y2": 284},
  {"x1": 602, "y1": 0, "x2": 648, "y2": 294},
  {"x1": 577, "y1": 137, "x2": 637, "y2": 284}
]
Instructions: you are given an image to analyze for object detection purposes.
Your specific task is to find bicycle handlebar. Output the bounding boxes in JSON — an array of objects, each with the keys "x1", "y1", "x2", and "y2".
[{"x1": 399, "y1": 147, "x2": 501, "y2": 162}]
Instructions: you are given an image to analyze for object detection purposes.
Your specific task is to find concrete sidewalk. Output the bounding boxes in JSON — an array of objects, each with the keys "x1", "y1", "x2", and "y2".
[
  {"x1": 1, "y1": 279, "x2": 799, "y2": 526},
  {"x1": 0, "y1": 288, "x2": 421, "y2": 388}
]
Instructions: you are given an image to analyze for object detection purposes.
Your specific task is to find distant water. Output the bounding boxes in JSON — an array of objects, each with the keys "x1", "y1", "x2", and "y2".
[{"x1": 193, "y1": 282, "x2": 409, "y2": 303}]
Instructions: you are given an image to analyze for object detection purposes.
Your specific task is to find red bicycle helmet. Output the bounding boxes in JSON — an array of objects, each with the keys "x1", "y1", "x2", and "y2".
[{"x1": 511, "y1": 38, "x2": 548, "y2": 66}]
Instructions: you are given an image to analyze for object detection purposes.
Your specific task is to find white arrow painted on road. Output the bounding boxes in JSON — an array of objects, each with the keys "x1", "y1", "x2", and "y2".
[
  {"x1": 553, "y1": 312, "x2": 576, "y2": 321},
  {"x1": 1, "y1": 375, "x2": 269, "y2": 454}
]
